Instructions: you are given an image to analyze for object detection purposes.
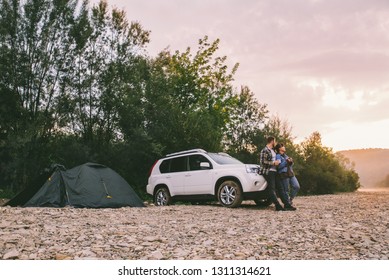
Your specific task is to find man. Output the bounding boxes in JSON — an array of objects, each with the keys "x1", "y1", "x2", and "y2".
[{"x1": 259, "y1": 137, "x2": 295, "y2": 211}]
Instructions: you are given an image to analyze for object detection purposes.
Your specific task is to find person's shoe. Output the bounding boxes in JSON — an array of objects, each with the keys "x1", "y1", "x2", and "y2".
[
  {"x1": 275, "y1": 205, "x2": 286, "y2": 211},
  {"x1": 284, "y1": 205, "x2": 297, "y2": 211}
]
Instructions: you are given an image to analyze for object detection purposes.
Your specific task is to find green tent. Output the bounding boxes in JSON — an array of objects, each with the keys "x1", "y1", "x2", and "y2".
[{"x1": 7, "y1": 163, "x2": 145, "y2": 208}]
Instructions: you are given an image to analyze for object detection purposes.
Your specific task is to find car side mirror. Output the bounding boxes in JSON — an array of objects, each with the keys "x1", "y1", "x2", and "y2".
[{"x1": 200, "y1": 162, "x2": 211, "y2": 169}]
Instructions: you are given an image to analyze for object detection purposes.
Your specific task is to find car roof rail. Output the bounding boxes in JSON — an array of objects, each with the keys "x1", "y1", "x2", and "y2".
[
  {"x1": 217, "y1": 152, "x2": 232, "y2": 157},
  {"x1": 166, "y1": 149, "x2": 207, "y2": 157}
]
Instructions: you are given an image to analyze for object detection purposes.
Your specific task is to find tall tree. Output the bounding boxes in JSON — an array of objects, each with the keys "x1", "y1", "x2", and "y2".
[
  {"x1": 64, "y1": 0, "x2": 149, "y2": 146},
  {"x1": 143, "y1": 36, "x2": 241, "y2": 154},
  {"x1": 0, "y1": 0, "x2": 79, "y2": 191},
  {"x1": 223, "y1": 86, "x2": 268, "y2": 163}
]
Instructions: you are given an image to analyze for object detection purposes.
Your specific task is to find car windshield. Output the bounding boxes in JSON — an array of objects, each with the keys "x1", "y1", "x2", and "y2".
[{"x1": 208, "y1": 153, "x2": 243, "y2": 165}]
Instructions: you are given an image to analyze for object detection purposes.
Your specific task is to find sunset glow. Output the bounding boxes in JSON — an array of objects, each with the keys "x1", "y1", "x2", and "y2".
[{"x1": 94, "y1": 0, "x2": 389, "y2": 151}]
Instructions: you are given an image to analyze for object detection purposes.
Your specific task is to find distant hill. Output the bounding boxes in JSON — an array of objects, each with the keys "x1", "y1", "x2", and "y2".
[{"x1": 338, "y1": 149, "x2": 389, "y2": 188}]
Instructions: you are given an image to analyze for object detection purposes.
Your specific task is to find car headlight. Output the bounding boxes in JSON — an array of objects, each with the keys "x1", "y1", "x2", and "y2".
[{"x1": 246, "y1": 165, "x2": 259, "y2": 174}]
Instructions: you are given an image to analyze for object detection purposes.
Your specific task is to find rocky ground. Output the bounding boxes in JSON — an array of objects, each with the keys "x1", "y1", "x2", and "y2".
[{"x1": 1, "y1": 191, "x2": 389, "y2": 260}]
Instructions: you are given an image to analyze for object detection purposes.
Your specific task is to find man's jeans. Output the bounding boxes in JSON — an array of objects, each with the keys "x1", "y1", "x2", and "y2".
[{"x1": 263, "y1": 171, "x2": 282, "y2": 207}]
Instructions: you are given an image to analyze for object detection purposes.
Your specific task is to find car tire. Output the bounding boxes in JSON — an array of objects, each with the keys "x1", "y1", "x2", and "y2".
[
  {"x1": 217, "y1": 180, "x2": 243, "y2": 208},
  {"x1": 154, "y1": 187, "x2": 172, "y2": 206},
  {"x1": 254, "y1": 198, "x2": 272, "y2": 207}
]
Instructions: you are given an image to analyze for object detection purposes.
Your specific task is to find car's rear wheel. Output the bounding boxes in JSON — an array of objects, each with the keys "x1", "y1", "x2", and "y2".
[
  {"x1": 217, "y1": 180, "x2": 243, "y2": 208},
  {"x1": 154, "y1": 187, "x2": 172, "y2": 206},
  {"x1": 254, "y1": 198, "x2": 272, "y2": 207}
]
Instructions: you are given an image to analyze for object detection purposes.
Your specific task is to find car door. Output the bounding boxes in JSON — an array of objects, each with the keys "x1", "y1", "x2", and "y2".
[
  {"x1": 167, "y1": 156, "x2": 188, "y2": 196},
  {"x1": 184, "y1": 154, "x2": 214, "y2": 195}
]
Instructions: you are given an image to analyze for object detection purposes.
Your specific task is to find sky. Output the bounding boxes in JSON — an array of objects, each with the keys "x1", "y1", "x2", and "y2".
[{"x1": 93, "y1": 0, "x2": 389, "y2": 151}]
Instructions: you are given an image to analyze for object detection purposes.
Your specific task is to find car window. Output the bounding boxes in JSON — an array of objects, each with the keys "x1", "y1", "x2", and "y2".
[
  {"x1": 170, "y1": 156, "x2": 187, "y2": 172},
  {"x1": 159, "y1": 159, "x2": 171, "y2": 174},
  {"x1": 188, "y1": 155, "x2": 211, "y2": 171},
  {"x1": 208, "y1": 153, "x2": 243, "y2": 165}
]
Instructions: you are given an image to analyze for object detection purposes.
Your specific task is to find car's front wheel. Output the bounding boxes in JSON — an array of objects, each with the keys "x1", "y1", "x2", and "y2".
[
  {"x1": 154, "y1": 187, "x2": 172, "y2": 206},
  {"x1": 217, "y1": 180, "x2": 243, "y2": 208}
]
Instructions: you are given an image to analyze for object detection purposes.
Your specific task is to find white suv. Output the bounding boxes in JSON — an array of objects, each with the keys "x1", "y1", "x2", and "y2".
[{"x1": 146, "y1": 149, "x2": 269, "y2": 208}]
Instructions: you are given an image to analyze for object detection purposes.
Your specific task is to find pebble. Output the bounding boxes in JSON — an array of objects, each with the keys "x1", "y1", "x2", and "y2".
[
  {"x1": 3, "y1": 249, "x2": 19, "y2": 260},
  {"x1": 55, "y1": 253, "x2": 72, "y2": 260},
  {"x1": 148, "y1": 251, "x2": 164, "y2": 260},
  {"x1": 0, "y1": 191, "x2": 388, "y2": 260}
]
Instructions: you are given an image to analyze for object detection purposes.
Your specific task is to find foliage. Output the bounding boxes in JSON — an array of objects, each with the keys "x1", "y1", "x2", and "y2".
[
  {"x1": 141, "y1": 36, "x2": 240, "y2": 153},
  {"x1": 297, "y1": 132, "x2": 360, "y2": 194},
  {"x1": 224, "y1": 86, "x2": 268, "y2": 163},
  {"x1": 0, "y1": 0, "x2": 151, "y2": 193}
]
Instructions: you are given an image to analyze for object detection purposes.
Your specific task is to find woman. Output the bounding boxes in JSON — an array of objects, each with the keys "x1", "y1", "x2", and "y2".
[{"x1": 275, "y1": 143, "x2": 300, "y2": 209}]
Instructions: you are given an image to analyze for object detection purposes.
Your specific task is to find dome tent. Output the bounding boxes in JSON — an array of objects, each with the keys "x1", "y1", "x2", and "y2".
[{"x1": 6, "y1": 163, "x2": 145, "y2": 208}]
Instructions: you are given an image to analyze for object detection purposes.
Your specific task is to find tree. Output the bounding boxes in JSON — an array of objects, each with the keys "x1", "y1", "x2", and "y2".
[
  {"x1": 298, "y1": 132, "x2": 360, "y2": 194},
  {"x1": 0, "y1": 0, "x2": 151, "y2": 193},
  {"x1": 0, "y1": 0, "x2": 80, "y2": 192},
  {"x1": 142, "y1": 36, "x2": 241, "y2": 154},
  {"x1": 263, "y1": 115, "x2": 295, "y2": 147},
  {"x1": 53, "y1": 0, "x2": 151, "y2": 189},
  {"x1": 223, "y1": 86, "x2": 268, "y2": 163},
  {"x1": 64, "y1": 0, "x2": 150, "y2": 146}
]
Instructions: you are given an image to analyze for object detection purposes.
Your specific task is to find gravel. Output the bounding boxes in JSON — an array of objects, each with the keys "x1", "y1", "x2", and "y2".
[{"x1": 1, "y1": 191, "x2": 388, "y2": 260}]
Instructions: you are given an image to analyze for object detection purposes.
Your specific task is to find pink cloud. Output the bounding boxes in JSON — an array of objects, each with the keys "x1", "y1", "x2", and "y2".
[{"x1": 91, "y1": 0, "x2": 389, "y2": 150}]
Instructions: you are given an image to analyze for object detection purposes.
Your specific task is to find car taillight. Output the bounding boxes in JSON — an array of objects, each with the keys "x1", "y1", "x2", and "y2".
[{"x1": 148, "y1": 160, "x2": 158, "y2": 177}]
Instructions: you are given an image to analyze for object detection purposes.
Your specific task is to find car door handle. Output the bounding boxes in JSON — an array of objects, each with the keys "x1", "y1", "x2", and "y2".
[
  {"x1": 185, "y1": 174, "x2": 191, "y2": 177},
  {"x1": 166, "y1": 175, "x2": 171, "y2": 178}
]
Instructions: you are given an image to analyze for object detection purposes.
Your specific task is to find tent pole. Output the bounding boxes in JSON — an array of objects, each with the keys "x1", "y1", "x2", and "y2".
[
  {"x1": 61, "y1": 171, "x2": 71, "y2": 206},
  {"x1": 101, "y1": 179, "x2": 112, "y2": 199}
]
